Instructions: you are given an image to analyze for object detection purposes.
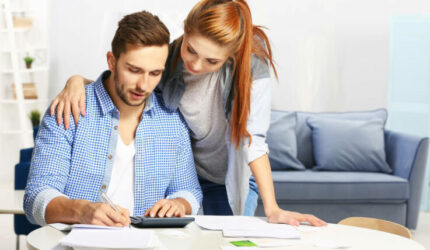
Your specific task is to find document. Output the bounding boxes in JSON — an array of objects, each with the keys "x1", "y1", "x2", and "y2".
[
  {"x1": 195, "y1": 216, "x2": 300, "y2": 239},
  {"x1": 60, "y1": 228, "x2": 153, "y2": 249},
  {"x1": 49, "y1": 223, "x2": 126, "y2": 231}
]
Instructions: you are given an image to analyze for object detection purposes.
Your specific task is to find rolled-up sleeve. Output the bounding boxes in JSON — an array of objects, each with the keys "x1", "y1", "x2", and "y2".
[
  {"x1": 242, "y1": 76, "x2": 272, "y2": 164},
  {"x1": 24, "y1": 110, "x2": 73, "y2": 225}
]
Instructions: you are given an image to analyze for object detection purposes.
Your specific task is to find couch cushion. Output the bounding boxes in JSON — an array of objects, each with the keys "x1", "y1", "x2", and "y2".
[
  {"x1": 307, "y1": 117, "x2": 392, "y2": 173},
  {"x1": 272, "y1": 170, "x2": 408, "y2": 201},
  {"x1": 296, "y1": 109, "x2": 388, "y2": 168},
  {"x1": 267, "y1": 111, "x2": 305, "y2": 170}
]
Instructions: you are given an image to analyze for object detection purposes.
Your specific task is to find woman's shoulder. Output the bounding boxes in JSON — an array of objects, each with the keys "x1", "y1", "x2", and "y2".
[{"x1": 250, "y1": 54, "x2": 271, "y2": 81}]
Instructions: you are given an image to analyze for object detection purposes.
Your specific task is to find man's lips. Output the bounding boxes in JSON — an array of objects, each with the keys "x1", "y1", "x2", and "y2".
[{"x1": 130, "y1": 91, "x2": 145, "y2": 100}]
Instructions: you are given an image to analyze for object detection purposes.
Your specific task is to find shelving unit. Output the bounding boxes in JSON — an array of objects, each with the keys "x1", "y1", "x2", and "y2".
[{"x1": 0, "y1": 0, "x2": 49, "y2": 147}]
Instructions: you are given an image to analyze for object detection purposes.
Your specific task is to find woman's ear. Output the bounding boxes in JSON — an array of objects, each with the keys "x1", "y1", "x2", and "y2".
[{"x1": 107, "y1": 51, "x2": 116, "y2": 72}]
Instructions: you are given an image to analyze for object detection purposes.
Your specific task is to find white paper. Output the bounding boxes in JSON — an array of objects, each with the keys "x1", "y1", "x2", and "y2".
[
  {"x1": 49, "y1": 223, "x2": 72, "y2": 231},
  {"x1": 49, "y1": 223, "x2": 127, "y2": 231},
  {"x1": 195, "y1": 216, "x2": 300, "y2": 239},
  {"x1": 221, "y1": 247, "x2": 260, "y2": 250},
  {"x1": 223, "y1": 226, "x2": 300, "y2": 239},
  {"x1": 72, "y1": 224, "x2": 126, "y2": 230},
  {"x1": 59, "y1": 228, "x2": 153, "y2": 248}
]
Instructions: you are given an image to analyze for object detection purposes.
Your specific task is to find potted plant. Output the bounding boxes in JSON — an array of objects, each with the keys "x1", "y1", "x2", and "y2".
[
  {"x1": 29, "y1": 109, "x2": 40, "y2": 141},
  {"x1": 24, "y1": 56, "x2": 35, "y2": 69}
]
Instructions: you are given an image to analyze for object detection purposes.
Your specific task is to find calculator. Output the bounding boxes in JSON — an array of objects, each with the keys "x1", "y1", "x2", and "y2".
[{"x1": 130, "y1": 216, "x2": 195, "y2": 228}]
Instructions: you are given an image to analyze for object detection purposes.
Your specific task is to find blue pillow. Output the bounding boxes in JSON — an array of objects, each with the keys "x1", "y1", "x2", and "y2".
[
  {"x1": 306, "y1": 117, "x2": 392, "y2": 173},
  {"x1": 267, "y1": 111, "x2": 305, "y2": 170},
  {"x1": 296, "y1": 109, "x2": 388, "y2": 168}
]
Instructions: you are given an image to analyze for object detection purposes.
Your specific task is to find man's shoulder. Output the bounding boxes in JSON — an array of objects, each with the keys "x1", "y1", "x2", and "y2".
[
  {"x1": 151, "y1": 92, "x2": 188, "y2": 131},
  {"x1": 152, "y1": 92, "x2": 181, "y2": 117}
]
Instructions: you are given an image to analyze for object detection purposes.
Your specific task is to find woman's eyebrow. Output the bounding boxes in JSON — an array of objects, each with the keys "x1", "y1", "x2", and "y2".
[{"x1": 186, "y1": 41, "x2": 222, "y2": 61}]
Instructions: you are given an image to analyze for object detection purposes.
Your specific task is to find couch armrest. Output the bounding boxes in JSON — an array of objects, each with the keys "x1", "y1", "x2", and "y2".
[{"x1": 385, "y1": 130, "x2": 429, "y2": 229}]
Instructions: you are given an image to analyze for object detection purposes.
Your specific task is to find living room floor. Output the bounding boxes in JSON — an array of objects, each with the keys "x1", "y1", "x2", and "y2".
[{"x1": 0, "y1": 210, "x2": 429, "y2": 249}]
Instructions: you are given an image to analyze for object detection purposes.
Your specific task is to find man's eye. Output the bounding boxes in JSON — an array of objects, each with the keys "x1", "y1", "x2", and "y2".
[
  {"x1": 151, "y1": 71, "x2": 161, "y2": 76},
  {"x1": 129, "y1": 68, "x2": 139, "y2": 73},
  {"x1": 187, "y1": 47, "x2": 196, "y2": 54}
]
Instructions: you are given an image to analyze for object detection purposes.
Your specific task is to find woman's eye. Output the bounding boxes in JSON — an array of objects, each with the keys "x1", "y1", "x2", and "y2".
[
  {"x1": 207, "y1": 60, "x2": 218, "y2": 65},
  {"x1": 187, "y1": 47, "x2": 197, "y2": 54}
]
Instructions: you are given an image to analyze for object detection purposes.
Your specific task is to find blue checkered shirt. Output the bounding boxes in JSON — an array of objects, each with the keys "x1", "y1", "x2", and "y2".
[{"x1": 24, "y1": 71, "x2": 202, "y2": 225}]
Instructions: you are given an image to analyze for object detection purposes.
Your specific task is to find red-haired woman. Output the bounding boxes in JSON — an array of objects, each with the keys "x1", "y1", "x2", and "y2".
[{"x1": 50, "y1": 0, "x2": 326, "y2": 226}]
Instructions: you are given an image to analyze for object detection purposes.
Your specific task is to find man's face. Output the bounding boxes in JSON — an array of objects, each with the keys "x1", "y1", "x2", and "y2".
[{"x1": 108, "y1": 43, "x2": 169, "y2": 106}]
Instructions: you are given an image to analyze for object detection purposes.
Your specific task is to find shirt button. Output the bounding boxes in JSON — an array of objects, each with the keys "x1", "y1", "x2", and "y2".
[
  {"x1": 101, "y1": 185, "x2": 106, "y2": 190},
  {"x1": 114, "y1": 126, "x2": 118, "y2": 130},
  {"x1": 108, "y1": 155, "x2": 112, "y2": 159}
]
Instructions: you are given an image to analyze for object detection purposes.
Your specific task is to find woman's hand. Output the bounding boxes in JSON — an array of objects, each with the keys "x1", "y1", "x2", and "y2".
[
  {"x1": 50, "y1": 75, "x2": 87, "y2": 129},
  {"x1": 266, "y1": 207, "x2": 327, "y2": 226}
]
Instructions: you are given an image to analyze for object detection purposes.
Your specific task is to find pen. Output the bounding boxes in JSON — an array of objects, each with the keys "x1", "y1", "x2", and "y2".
[{"x1": 100, "y1": 190, "x2": 121, "y2": 213}]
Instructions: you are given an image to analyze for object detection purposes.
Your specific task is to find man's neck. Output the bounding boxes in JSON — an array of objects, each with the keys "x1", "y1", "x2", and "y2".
[{"x1": 103, "y1": 73, "x2": 145, "y2": 120}]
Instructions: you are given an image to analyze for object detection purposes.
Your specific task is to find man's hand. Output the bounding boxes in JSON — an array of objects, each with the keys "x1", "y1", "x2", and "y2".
[
  {"x1": 78, "y1": 201, "x2": 131, "y2": 226},
  {"x1": 45, "y1": 197, "x2": 130, "y2": 227},
  {"x1": 144, "y1": 198, "x2": 189, "y2": 218}
]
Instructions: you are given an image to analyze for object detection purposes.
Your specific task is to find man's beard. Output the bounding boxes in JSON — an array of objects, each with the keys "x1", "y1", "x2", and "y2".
[{"x1": 113, "y1": 68, "x2": 146, "y2": 107}]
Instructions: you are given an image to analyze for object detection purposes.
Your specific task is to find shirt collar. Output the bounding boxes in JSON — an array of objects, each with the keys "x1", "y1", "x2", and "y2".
[{"x1": 94, "y1": 71, "x2": 116, "y2": 116}]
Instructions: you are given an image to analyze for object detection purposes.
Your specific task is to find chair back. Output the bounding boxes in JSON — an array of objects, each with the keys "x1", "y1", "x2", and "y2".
[
  {"x1": 338, "y1": 217, "x2": 412, "y2": 239},
  {"x1": 14, "y1": 148, "x2": 40, "y2": 235}
]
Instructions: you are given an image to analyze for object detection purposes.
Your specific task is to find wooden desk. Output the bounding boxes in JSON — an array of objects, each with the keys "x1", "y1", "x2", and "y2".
[
  {"x1": 0, "y1": 190, "x2": 25, "y2": 214},
  {"x1": 27, "y1": 219, "x2": 425, "y2": 250}
]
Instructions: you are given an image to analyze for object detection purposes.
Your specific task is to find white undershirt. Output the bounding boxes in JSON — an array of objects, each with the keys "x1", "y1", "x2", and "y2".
[{"x1": 106, "y1": 137, "x2": 135, "y2": 215}]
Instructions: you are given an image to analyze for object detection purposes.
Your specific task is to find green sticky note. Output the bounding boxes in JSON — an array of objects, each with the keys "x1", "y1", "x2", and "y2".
[{"x1": 230, "y1": 240, "x2": 258, "y2": 247}]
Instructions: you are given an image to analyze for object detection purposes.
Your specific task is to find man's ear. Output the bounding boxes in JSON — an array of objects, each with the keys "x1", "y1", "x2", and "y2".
[{"x1": 107, "y1": 51, "x2": 116, "y2": 71}]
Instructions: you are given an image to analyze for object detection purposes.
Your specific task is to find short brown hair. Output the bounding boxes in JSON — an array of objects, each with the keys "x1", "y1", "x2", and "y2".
[{"x1": 111, "y1": 11, "x2": 170, "y2": 59}]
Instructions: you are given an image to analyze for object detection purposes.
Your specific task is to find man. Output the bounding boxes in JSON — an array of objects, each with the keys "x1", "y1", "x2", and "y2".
[{"x1": 24, "y1": 11, "x2": 202, "y2": 227}]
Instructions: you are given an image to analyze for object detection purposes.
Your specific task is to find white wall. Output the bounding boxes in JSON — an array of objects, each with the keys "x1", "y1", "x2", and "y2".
[
  {"x1": 250, "y1": 0, "x2": 430, "y2": 112},
  {"x1": 48, "y1": 0, "x2": 430, "y2": 113}
]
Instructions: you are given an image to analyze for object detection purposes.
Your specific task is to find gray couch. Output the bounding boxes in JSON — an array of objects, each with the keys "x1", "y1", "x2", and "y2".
[{"x1": 255, "y1": 109, "x2": 429, "y2": 229}]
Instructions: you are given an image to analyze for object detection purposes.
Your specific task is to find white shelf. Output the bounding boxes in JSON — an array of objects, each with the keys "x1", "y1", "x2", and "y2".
[
  {"x1": 1, "y1": 130, "x2": 33, "y2": 135},
  {"x1": 1, "y1": 66, "x2": 49, "y2": 74},
  {"x1": 1, "y1": 47, "x2": 48, "y2": 53},
  {"x1": 0, "y1": 27, "x2": 31, "y2": 32},
  {"x1": 1, "y1": 99, "x2": 48, "y2": 104},
  {"x1": 1, "y1": 8, "x2": 32, "y2": 13}
]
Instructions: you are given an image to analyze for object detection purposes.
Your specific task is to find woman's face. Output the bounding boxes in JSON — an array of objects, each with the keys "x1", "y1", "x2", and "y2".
[{"x1": 181, "y1": 33, "x2": 230, "y2": 75}]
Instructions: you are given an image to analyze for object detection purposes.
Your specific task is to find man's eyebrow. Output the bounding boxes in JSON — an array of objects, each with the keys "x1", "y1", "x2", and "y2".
[
  {"x1": 126, "y1": 63, "x2": 143, "y2": 70},
  {"x1": 126, "y1": 62, "x2": 164, "y2": 72}
]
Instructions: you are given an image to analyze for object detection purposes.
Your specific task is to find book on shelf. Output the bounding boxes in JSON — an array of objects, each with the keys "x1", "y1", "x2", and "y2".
[
  {"x1": 12, "y1": 82, "x2": 37, "y2": 99},
  {"x1": 12, "y1": 16, "x2": 33, "y2": 28}
]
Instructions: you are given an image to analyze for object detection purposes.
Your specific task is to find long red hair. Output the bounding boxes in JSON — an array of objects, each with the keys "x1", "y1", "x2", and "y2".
[{"x1": 184, "y1": 0, "x2": 277, "y2": 148}]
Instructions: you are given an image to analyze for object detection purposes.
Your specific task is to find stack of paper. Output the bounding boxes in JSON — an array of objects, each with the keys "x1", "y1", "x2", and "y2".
[
  {"x1": 60, "y1": 227, "x2": 153, "y2": 249},
  {"x1": 195, "y1": 216, "x2": 300, "y2": 239}
]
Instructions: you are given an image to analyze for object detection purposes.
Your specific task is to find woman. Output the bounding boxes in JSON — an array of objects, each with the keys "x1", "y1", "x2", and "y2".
[{"x1": 50, "y1": 0, "x2": 326, "y2": 226}]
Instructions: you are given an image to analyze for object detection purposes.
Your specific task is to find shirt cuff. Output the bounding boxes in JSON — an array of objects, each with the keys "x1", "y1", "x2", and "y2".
[
  {"x1": 32, "y1": 189, "x2": 67, "y2": 226},
  {"x1": 243, "y1": 136, "x2": 269, "y2": 164},
  {"x1": 166, "y1": 190, "x2": 200, "y2": 215}
]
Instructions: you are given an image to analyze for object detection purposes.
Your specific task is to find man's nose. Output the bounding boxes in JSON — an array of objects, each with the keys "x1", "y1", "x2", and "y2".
[{"x1": 136, "y1": 74, "x2": 149, "y2": 91}]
